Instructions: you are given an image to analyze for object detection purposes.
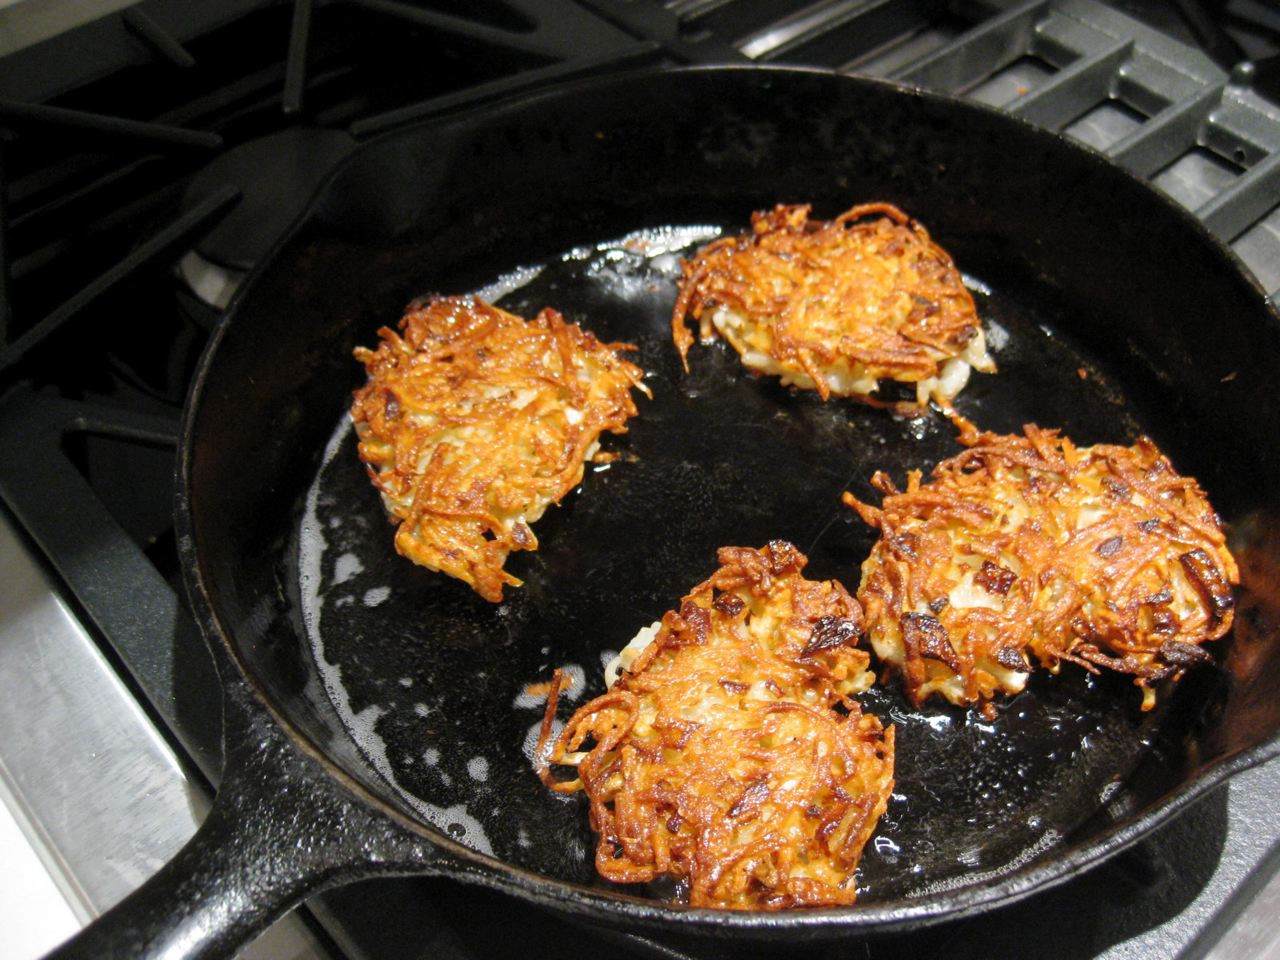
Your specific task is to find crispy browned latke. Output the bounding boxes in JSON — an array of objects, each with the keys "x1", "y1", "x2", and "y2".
[
  {"x1": 538, "y1": 542, "x2": 894, "y2": 910},
  {"x1": 844, "y1": 422, "x2": 1238, "y2": 715},
  {"x1": 671, "y1": 203, "x2": 994, "y2": 409},
  {"x1": 351, "y1": 295, "x2": 648, "y2": 602}
]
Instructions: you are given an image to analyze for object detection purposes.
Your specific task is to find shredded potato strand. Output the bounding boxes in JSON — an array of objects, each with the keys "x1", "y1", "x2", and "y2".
[
  {"x1": 351, "y1": 295, "x2": 648, "y2": 601},
  {"x1": 671, "y1": 203, "x2": 994, "y2": 407},
  {"x1": 845, "y1": 422, "x2": 1239, "y2": 714},
  {"x1": 538, "y1": 542, "x2": 894, "y2": 910}
]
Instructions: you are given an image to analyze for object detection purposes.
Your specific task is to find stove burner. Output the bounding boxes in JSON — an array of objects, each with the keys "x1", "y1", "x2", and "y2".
[
  {"x1": 181, "y1": 127, "x2": 358, "y2": 275},
  {"x1": 178, "y1": 249, "x2": 245, "y2": 311}
]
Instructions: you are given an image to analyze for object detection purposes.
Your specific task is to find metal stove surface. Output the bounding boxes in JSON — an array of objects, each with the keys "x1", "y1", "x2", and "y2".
[{"x1": 1, "y1": 2, "x2": 1279, "y2": 958}]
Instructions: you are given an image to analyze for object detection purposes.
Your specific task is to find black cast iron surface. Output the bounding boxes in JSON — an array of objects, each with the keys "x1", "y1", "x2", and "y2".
[{"x1": 60, "y1": 66, "x2": 1280, "y2": 958}]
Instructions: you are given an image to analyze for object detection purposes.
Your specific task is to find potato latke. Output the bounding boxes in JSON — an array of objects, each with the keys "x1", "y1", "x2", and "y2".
[
  {"x1": 538, "y1": 542, "x2": 894, "y2": 909},
  {"x1": 671, "y1": 203, "x2": 994, "y2": 409},
  {"x1": 845, "y1": 422, "x2": 1238, "y2": 714},
  {"x1": 351, "y1": 295, "x2": 647, "y2": 601}
]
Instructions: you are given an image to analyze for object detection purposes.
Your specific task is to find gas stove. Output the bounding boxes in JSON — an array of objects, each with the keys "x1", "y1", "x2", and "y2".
[{"x1": 1, "y1": 2, "x2": 1278, "y2": 958}]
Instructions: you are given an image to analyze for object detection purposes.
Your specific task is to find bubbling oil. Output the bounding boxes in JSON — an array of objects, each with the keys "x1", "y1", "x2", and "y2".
[{"x1": 300, "y1": 416, "x2": 497, "y2": 856}]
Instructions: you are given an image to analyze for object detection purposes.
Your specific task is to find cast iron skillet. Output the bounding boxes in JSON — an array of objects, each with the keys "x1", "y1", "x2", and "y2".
[{"x1": 51, "y1": 66, "x2": 1280, "y2": 960}]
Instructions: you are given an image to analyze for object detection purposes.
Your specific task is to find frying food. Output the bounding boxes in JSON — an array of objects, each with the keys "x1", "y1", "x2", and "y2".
[
  {"x1": 845, "y1": 421, "x2": 1238, "y2": 715},
  {"x1": 351, "y1": 295, "x2": 648, "y2": 602},
  {"x1": 670, "y1": 202, "x2": 994, "y2": 409},
  {"x1": 538, "y1": 541, "x2": 895, "y2": 910}
]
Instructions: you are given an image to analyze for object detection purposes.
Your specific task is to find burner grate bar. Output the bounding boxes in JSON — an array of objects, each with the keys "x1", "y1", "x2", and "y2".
[
  {"x1": 9, "y1": 169, "x2": 196, "y2": 285},
  {"x1": 7, "y1": 155, "x2": 161, "y2": 235},
  {"x1": 890, "y1": 0, "x2": 1048, "y2": 92},
  {"x1": 0, "y1": 100, "x2": 221, "y2": 152},
  {"x1": 751, "y1": 0, "x2": 945, "y2": 69},
  {"x1": 348, "y1": 41, "x2": 665, "y2": 137},
  {"x1": 0, "y1": 139, "x2": 9, "y2": 345},
  {"x1": 1195, "y1": 149, "x2": 1280, "y2": 240},
  {"x1": 0, "y1": 185, "x2": 238, "y2": 381},
  {"x1": 1107, "y1": 82, "x2": 1225, "y2": 175},
  {"x1": 1203, "y1": 83, "x2": 1280, "y2": 158},
  {"x1": 121, "y1": 7, "x2": 197, "y2": 70},
  {"x1": 737, "y1": 0, "x2": 879, "y2": 61},
  {"x1": 1030, "y1": 5, "x2": 1116, "y2": 67},
  {"x1": 1008, "y1": 37, "x2": 1131, "y2": 127},
  {"x1": 574, "y1": 0, "x2": 746, "y2": 63},
  {"x1": 665, "y1": 0, "x2": 731, "y2": 19},
  {"x1": 341, "y1": 0, "x2": 567, "y2": 61},
  {"x1": 283, "y1": 0, "x2": 316, "y2": 116}
]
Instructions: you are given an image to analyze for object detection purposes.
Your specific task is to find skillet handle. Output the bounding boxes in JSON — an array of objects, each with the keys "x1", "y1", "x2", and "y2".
[{"x1": 43, "y1": 699, "x2": 441, "y2": 960}]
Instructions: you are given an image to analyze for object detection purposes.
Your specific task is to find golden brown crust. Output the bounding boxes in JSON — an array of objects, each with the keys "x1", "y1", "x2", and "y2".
[
  {"x1": 844, "y1": 423, "x2": 1239, "y2": 714},
  {"x1": 670, "y1": 203, "x2": 993, "y2": 407},
  {"x1": 538, "y1": 542, "x2": 894, "y2": 910},
  {"x1": 351, "y1": 295, "x2": 647, "y2": 601}
]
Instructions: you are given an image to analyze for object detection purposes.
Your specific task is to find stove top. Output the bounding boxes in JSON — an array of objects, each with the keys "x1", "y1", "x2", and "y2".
[{"x1": 1, "y1": 2, "x2": 1278, "y2": 958}]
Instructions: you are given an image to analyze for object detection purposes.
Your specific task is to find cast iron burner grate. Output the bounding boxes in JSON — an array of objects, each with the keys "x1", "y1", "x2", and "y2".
[{"x1": 0, "y1": 2, "x2": 1278, "y2": 959}]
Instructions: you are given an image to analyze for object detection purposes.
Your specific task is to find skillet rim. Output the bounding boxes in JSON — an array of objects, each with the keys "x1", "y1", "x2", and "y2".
[{"x1": 176, "y1": 61, "x2": 1280, "y2": 936}]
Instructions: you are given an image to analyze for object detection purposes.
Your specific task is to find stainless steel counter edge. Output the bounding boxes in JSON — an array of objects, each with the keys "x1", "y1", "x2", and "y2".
[{"x1": 0, "y1": 507, "x2": 329, "y2": 959}]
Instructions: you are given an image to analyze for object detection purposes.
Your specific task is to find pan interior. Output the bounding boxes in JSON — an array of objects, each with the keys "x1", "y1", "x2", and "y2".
[
  {"x1": 184, "y1": 67, "x2": 1280, "y2": 920},
  {"x1": 301, "y1": 224, "x2": 1182, "y2": 900}
]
